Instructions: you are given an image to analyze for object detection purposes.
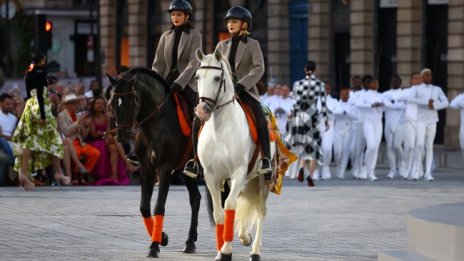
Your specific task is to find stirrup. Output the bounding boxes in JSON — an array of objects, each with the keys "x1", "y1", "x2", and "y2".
[
  {"x1": 257, "y1": 158, "x2": 272, "y2": 175},
  {"x1": 183, "y1": 159, "x2": 199, "y2": 179}
]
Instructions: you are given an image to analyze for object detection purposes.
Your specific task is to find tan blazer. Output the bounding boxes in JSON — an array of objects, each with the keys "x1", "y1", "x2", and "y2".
[
  {"x1": 215, "y1": 36, "x2": 265, "y2": 102},
  {"x1": 57, "y1": 110, "x2": 88, "y2": 144},
  {"x1": 151, "y1": 28, "x2": 202, "y2": 91}
]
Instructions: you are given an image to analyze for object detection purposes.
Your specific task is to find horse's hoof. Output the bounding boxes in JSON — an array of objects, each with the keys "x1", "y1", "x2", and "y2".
[
  {"x1": 214, "y1": 252, "x2": 221, "y2": 261},
  {"x1": 147, "y1": 243, "x2": 160, "y2": 258},
  {"x1": 161, "y1": 232, "x2": 169, "y2": 246},
  {"x1": 220, "y1": 252, "x2": 232, "y2": 261},
  {"x1": 183, "y1": 242, "x2": 196, "y2": 254},
  {"x1": 240, "y1": 233, "x2": 252, "y2": 246},
  {"x1": 250, "y1": 254, "x2": 261, "y2": 261}
]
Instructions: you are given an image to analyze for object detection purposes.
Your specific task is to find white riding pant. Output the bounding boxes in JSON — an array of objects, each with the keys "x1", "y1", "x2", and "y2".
[
  {"x1": 362, "y1": 119, "x2": 383, "y2": 177},
  {"x1": 384, "y1": 121, "x2": 405, "y2": 176},
  {"x1": 350, "y1": 122, "x2": 365, "y2": 178},
  {"x1": 403, "y1": 120, "x2": 417, "y2": 176},
  {"x1": 333, "y1": 129, "x2": 351, "y2": 178},
  {"x1": 411, "y1": 122, "x2": 436, "y2": 179}
]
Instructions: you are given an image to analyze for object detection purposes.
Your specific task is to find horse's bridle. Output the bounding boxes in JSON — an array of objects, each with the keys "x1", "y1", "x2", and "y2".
[
  {"x1": 111, "y1": 83, "x2": 170, "y2": 130},
  {"x1": 197, "y1": 63, "x2": 236, "y2": 111}
]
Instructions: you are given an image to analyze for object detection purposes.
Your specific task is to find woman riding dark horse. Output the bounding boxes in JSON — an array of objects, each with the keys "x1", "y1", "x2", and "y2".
[
  {"x1": 109, "y1": 67, "x2": 201, "y2": 258},
  {"x1": 150, "y1": 0, "x2": 203, "y2": 178}
]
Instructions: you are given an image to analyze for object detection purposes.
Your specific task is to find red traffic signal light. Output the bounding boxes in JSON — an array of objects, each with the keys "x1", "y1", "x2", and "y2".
[{"x1": 45, "y1": 21, "x2": 53, "y2": 32}]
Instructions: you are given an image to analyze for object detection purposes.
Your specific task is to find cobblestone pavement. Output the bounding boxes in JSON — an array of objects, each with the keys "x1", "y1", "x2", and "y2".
[{"x1": 1, "y1": 160, "x2": 463, "y2": 261}]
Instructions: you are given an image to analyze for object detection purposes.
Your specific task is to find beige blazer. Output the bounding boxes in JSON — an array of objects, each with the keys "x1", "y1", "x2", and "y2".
[
  {"x1": 215, "y1": 36, "x2": 265, "y2": 102},
  {"x1": 57, "y1": 110, "x2": 88, "y2": 144},
  {"x1": 151, "y1": 28, "x2": 202, "y2": 91}
]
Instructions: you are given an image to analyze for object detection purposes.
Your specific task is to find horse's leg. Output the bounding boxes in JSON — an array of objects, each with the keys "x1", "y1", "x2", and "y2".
[
  {"x1": 250, "y1": 176, "x2": 268, "y2": 261},
  {"x1": 183, "y1": 175, "x2": 201, "y2": 254},
  {"x1": 147, "y1": 165, "x2": 172, "y2": 258},
  {"x1": 204, "y1": 174, "x2": 225, "y2": 261},
  {"x1": 220, "y1": 168, "x2": 247, "y2": 260}
]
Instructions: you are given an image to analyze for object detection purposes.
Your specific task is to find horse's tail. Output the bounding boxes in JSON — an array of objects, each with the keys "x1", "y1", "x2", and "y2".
[
  {"x1": 205, "y1": 185, "x2": 215, "y2": 226},
  {"x1": 234, "y1": 176, "x2": 268, "y2": 237}
]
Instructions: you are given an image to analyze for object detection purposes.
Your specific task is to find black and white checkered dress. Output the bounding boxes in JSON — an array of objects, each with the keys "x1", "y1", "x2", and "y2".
[{"x1": 285, "y1": 75, "x2": 328, "y2": 164}]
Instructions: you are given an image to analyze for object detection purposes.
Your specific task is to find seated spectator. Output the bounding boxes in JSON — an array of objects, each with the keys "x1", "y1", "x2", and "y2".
[
  {"x1": 0, "y1": 93, "x2": 18, "y2": 141},
  {"x1": 12, "y1": 95, "x2": 25, "y2": 118},
  {"x1": 0, "y1": 93, "x2": 17, "y2": 185},
  {"x1": 57, "y1": 93, "x2": 101, "y2": 185},
  {"x1": 85, "y1": 79, "x2": 102, "y2": 101},
  {"x1": 86, "y1": 97, "x2": 136, "y2": 185}
]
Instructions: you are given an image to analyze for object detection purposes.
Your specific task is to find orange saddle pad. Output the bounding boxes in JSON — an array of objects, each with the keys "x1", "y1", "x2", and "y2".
[{"x1": 172, "y1": 91, "x2": 191, "y2": 137}]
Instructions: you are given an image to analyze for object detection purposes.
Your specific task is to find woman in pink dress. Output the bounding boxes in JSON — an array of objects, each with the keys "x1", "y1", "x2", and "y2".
[{"x1": 86, "y1": 97, "x2": 136, "y2": 185}]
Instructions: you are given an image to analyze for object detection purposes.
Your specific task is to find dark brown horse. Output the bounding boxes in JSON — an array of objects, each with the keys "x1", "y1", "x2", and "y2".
[{"x1": 108, "y1": 67, "x2": 201, "y2": 258}]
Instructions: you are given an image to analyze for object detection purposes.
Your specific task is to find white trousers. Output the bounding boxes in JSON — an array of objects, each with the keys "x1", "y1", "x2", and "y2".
[
  {"x1": 350, "y1": 122, "x2": 366, "y2": 178},
  {"x1": 333, "y1": 129, "x2": 352, "y2": 179},
  {"x1": 320, "y1": 122, "x2": 334, "y2": 179},
  {"x1": 384, "y1": 121, "x2": 406, "y2": 177},
  {"x1": 403, "y1": 120, "x2": 417, "y2": 177},
  {"x1": 411, "y1": 122, "x2": 436, "y2": 179},
  {"x1": 361, "y1": 119, "x2": 383, "y2": 178}
]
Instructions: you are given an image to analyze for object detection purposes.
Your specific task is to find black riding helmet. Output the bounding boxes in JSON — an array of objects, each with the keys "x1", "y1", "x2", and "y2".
[
  {"x1": 168, "y1": 0, "x2": 193, "y2": 17},
  {"x1": 223, "y1": 6, "x2": 252, "y2": 31}
]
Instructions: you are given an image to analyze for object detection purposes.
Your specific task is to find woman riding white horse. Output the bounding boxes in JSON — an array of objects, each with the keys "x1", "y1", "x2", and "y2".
[{"x1": 195, "y1": 48, "x2": 272, "y2": 261}]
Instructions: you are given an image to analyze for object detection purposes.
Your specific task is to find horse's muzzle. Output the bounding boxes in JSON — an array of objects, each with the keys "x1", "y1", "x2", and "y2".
[{"x1": 195, "y1": 102, "x2": 212, "y2": 122}]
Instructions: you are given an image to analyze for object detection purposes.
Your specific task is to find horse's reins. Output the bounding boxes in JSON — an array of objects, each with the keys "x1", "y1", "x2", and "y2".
[
  {"x1": 197, "y1": 64, "x2": 236, "y2": 110},
  {"x1": 111, "y1": 87, "x2": 172, "y2": 129}
]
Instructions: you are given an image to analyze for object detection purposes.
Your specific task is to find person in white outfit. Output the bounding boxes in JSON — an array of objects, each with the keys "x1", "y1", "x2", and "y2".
[
  {"x1": 267, "y1": 85, "x2": 295, "y2": 137},
  {"x1": 449, "y1": 93, "x2": 464, "y2": 158},
  {"x1": 349, "y1": 76, "x2": 368, "y2": 179},
  {"x1": 355, "y1": 77, "x2": 384, "y2": 181},
  {"x1": 407, "y1": 69, "x2": 449, "y2": 181},
  {"x1": 333, "y1": 87, "x2": 355, "y2": 179},
  {"x1": 382, "y1": 75, "x2": 407, "y2": 179},
  {"x1": 315, "y1": 82, "x2": 341, "y2": 180},
  {"x1": 395, "y1": 72, "x2": 422, "y2": 178}
]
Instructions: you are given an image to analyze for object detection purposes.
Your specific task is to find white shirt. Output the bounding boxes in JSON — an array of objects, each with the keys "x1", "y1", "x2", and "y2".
[
  {"x1": 84, "y1": 90, "x2": 93, "y2": 99},
  {"x1": 318, "y1": 95, "x2": 342, "y2": 123},
  {"x1": 348, "y1": 90, "x2": 365, "y2": 123},
  {"x1": 450, "y1": 93, "x2": 464, "y2": 125},
  {"x1": 0, "y1": 111, "x2": 18, "y2": 137},
  {"x1": 334, "y1": 100, "x2": 355, "y2": 133},
  {"x1": 383, "y1": 89, "x2": 406, "y2": 129},
  {"x1": 406, "y1": 83, "x2": 449, "y2": 124},
  {"x1": 396, "y1": 85, "x2": 420, "y2": 122},
  {"x1": 355, "y1": 89, "x2": 384, "y2": 123},
  {"x1": 267, "y1": 96, "x2": 295, "y2": 134}
]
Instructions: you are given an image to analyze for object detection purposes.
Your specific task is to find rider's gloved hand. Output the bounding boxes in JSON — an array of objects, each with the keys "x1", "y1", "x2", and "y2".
[
  {"x1": 170, "y1": 83, "x2": 182, "y2": 91},
  {"x1": 234, "y1": 83, "x2": 245, "y2": 94}
]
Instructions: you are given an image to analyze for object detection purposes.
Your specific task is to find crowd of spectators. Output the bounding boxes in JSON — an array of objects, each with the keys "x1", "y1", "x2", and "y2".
[{"x1": 0, "y1": 66, "x2": 137, "y2": 187}]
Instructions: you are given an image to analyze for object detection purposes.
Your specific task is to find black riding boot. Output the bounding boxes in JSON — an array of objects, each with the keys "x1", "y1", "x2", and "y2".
[
  {"x1": 242, "y1": 93, "x2": 272, "y2": 180},
  {"x1": 256, "y1": 117, "x2": 272, "y2": 180},
  {"x1": 183, "y1": 116, "x2": 203, "y2": 178}
]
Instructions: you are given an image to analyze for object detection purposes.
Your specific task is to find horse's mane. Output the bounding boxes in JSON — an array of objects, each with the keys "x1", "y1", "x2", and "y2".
[{"x1": 122, "y1": 67, "x2": 170, "y2": 97}]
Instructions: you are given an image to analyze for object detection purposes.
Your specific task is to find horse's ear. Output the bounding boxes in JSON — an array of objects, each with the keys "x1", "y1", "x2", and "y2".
[
  {"x1": 196, "y1": 48, "x2": 205, "y2": 62},
  {"x1": 106, "y1": 73, "x2": 117, "y2": 86},
  {"x1": 214, "y1": 48, "x2": 222, "y2": 61}
]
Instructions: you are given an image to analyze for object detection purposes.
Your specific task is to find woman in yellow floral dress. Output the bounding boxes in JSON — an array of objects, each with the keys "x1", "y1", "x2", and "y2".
[{"x1": 12, "y1": 52, "x2": 70, "y2": 190}]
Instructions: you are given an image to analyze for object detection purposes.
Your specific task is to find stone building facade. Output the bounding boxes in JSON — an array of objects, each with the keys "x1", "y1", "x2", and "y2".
[{"x1": 96, "y1": 0, "x2": 463, "y2": 147}]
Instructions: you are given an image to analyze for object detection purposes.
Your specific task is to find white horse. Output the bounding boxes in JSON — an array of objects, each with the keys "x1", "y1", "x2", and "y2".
[{"x1": 194, "y1": 48, "x2": 274, "y2": 261}]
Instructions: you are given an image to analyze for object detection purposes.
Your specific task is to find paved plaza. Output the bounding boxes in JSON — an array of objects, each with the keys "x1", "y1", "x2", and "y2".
[{"x1": 1, "y1": 153, "x2": 463, "y2": 261}]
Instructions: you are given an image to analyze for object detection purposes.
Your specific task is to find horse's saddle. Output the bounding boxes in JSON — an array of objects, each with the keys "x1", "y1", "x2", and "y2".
[{"x1": 236, "y1": 98, "x2": 277, "y2": 144}]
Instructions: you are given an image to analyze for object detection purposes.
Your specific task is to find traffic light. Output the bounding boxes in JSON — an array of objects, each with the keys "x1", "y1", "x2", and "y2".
[
  {"x1": 45, "y1": 20, "x2": 53, "y2": 50},
  {"x1": 33, "y1": 14, "x2": 53, "y2": 53}
]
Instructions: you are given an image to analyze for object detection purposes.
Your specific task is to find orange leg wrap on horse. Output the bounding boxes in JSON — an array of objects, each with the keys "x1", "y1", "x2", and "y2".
[
  {"x1": 151, "y1": 215, "x2": 164, "y2": 243},
  {"x1": 223, "y1": 209, "x2": 235, "y2": 242},
  {"x1": 143, "y1": 216, "x2": 154, "y2": 237},
  {"x1": 216, "y1": 224, "x2": 225, "y2": 251}
]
